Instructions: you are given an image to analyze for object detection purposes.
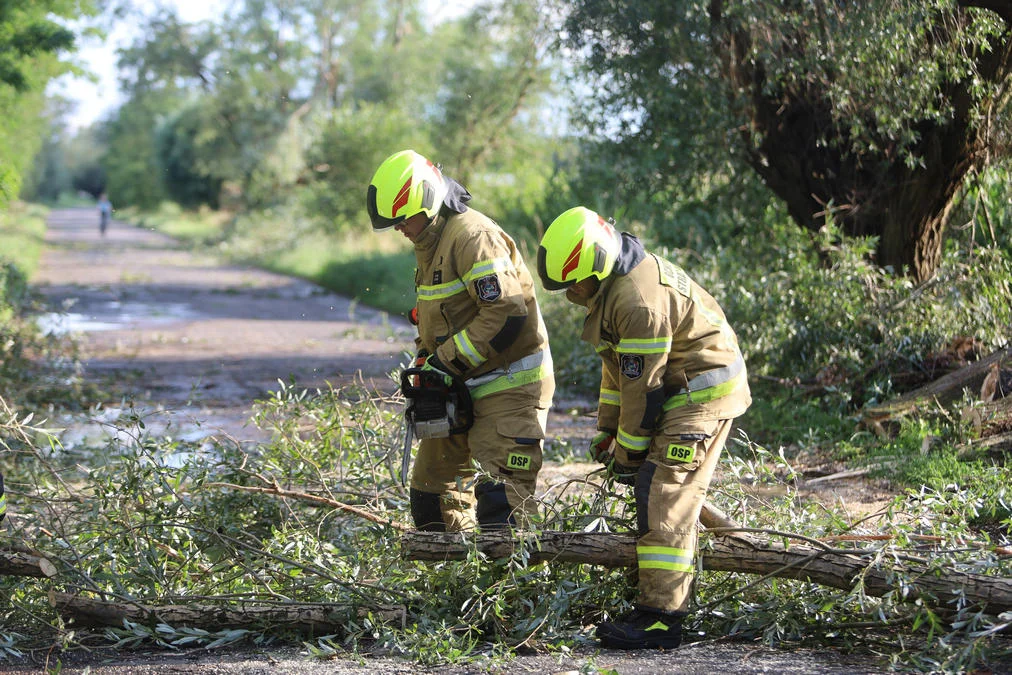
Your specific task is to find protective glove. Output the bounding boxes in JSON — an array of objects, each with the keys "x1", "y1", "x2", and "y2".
[
  {"x1": 420, "y1": 353, "x2": 455, "y2": 388},
  {"x1": 608, "y1": 459, "x2": 639, "y2": 486},
  {"x1": 588, "y1": 430, "x2": 616, "y2": 463}
]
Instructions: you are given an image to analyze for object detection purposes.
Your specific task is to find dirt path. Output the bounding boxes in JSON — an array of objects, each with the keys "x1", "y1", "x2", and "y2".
[
  {"x1": 34, "y1": 208, "x2": 415, "y2": 444},
  {"x1": 22, "y1": 208, "x2": 895, "y2": 674}
]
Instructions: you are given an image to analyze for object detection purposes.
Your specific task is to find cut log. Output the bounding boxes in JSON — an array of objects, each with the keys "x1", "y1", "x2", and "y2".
[
  {"x1": 963, "y1": 396, "x2": 1012, "y2": 437},
  {"x1": 958, "y1": 430, "x2": 1012, "y2": 461},
  {"x1": 401, "y1": 530, "x2": 1012, "y2": 614},
  {"x1": 49, "y1": 590, "x2": 405, "y2": 634},
  {"x1": 0, "y1": 549, "x2": 58, "y2": 578},
  {"x1": 862, "y1": 345, "x2": 1011, "y2": 424}
]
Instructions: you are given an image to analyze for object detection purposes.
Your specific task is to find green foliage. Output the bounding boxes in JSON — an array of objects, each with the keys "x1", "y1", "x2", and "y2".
[
  {"x1": 0, "y1": 0, "x2": 90, "y2": 206},
  {"x1": 558, "y1": 0, "x2": 1012, "y2": 280},
  {"x1": 301, "y1": 104, "x2": 434, "y2": 233},
  {"x1": 2, "y1": 384, "x2": 1010, "y2": 670}
]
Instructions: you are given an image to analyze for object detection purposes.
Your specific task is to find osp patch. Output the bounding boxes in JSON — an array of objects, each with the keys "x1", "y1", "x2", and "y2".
[
  {"x1": 506, "y1": 452, "x2": 532, "y2": 471},
  {"x1": 620, "y1": 354, "x2": 644, "y2": 379},
  {"x1": 474, "y1": 275, "x2": 502, "y2": 302},
  {"x1": 432, "y1": 270, "x2": 443, "y2": 285}
]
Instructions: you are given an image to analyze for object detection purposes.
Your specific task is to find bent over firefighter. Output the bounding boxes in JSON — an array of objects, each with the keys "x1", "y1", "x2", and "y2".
[
  {"x1": 367, "y1": 150, "x2": 555, "y2": 530},
  {"x1": 536, "y1": 206, "x2": 751, "y2": 650}
]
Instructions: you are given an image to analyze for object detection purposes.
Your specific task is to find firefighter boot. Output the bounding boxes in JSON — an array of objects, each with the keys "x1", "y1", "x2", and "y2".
[
  {"x1": 409, "y1": 488, "x2": 445, "y2": 532},
  {"x1": 596, "y1": 605, "x2": 686, "y2": 650}
]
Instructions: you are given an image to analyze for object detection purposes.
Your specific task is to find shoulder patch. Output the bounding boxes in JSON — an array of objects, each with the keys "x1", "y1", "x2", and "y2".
[
  {"x1": 474, "y1": 275, "x2": 502, "y2": 302},
  {"x1": 620, "y1": 354, "x2": 644, "y2": 380},
  {"x1": 656, "y1": 256, "x2": 691, "y2": 297}
]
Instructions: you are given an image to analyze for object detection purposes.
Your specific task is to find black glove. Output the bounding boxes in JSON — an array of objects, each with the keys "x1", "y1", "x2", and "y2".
[{"x1": 609, "y1": 459, "x2": 639, "y2": 486}]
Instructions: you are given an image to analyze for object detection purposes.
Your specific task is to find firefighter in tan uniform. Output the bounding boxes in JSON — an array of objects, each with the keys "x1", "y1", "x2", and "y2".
[
  {"x1": 367, "y1": 150, "x2": 555, "y2": 530},
  {"x1": 537, "y1": 206, "x2": 751, "y2": 650}
]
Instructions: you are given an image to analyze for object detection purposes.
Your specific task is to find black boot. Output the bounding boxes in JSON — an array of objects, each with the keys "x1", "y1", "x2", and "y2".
[
  {"x1": 475, "y1": 481, "x2": 515, "y2": 529},
  {"x1": 596, "y1": 605, "x2": 685, "y2": 650},
  {"x1": 409, "y1": 488, "x2": 445, "y2": 531}
]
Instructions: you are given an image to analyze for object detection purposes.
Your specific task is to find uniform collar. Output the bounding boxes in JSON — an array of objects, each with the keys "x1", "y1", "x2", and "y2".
[
  {"x1": 580, "y1": 233, "x2": 646, "y2": 344},
  {"x1": 412, "y1": 176, "x2": 471, "y2": 263}
]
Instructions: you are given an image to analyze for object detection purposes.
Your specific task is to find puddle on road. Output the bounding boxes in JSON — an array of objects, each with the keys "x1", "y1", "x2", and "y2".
[
  {"x1": 36, "y1": 301, "x2": 197, "y2": 335},
  {"x1": 55, "y1": 405, "x2": 269, "y2": 468}
]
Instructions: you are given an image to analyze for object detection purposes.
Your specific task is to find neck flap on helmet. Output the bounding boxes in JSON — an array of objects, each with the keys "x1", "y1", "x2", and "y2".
[{"x1": 612, "y1": 232, "x2": 646, "y2": 276}]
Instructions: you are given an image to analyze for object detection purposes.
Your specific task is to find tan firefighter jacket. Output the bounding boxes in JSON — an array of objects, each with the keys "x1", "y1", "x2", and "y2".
[
  {"x1": 583, "y1": 235, "x2": 751, "y2": 455},
  {"x1": 412, "y1": 205, "x2": 553, "y2": 407}
]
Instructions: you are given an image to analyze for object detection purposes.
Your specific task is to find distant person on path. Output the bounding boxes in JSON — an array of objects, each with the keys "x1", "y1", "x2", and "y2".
[
  {"x1": 536, "y1": 206, "x2": 752, "y2": 650},
  {"x1": 366, "y1": 149, "x2": 555, "y2": 530},
  {"x1": 97, "y1": 192, "x2": 112, "y2": 236}
]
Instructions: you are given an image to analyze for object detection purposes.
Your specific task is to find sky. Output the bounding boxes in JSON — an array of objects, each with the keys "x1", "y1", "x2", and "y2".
[
  {"x1": 52, "y1": 1, "x2": 229, "y2": 130},
  {"x1": 51, "y1": 0, "x2": 475, "y2": 131}
]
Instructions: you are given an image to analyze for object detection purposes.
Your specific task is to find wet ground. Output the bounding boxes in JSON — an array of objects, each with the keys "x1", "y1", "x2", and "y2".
[{"x1": 12, "y1": 208, "x2": 914, "y2": 674}]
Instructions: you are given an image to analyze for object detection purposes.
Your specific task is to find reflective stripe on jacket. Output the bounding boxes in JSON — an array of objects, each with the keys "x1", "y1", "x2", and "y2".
[
  {"x1": 413, "y1": 208, "x2": 554, "y2": 406},
  {"x1": 583, "y1": 248, "x2": 751, "y2": 447}
]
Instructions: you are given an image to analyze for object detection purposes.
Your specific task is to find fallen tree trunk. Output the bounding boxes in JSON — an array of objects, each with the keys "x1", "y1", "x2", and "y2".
[
  {"x1": 49, "y1": 590, "x2": 405, "y2": 634},
  {"x1": 401, "y1": 530, "x2": 1012, "y2": 614},
  {"x1": 0, "y1": 549, "x2": 58, "y2": 578},
  {"x1": 862, "y1": 346, "x2": 1011, "y2": 425},
  {"x1": 963, "y1": 396, "x2": 1012, "y2": 436}
]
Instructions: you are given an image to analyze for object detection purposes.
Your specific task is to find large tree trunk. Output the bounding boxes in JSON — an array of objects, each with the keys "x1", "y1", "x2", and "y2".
[
  {"x1": 712, "y1": 2, "x2": 1012, "y2": 282},
  {"x1": 402, "y1": 530, "x2": 1012, "y2": 614}
]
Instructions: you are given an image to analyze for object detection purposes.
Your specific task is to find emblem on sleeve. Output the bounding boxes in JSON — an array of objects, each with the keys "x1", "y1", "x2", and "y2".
[
  {"x1": 620, "y1": 354, "x2": 644, "y2": 379},
  {"x1": 474, "y1": 275, "x2": 502, "y2": 302}
]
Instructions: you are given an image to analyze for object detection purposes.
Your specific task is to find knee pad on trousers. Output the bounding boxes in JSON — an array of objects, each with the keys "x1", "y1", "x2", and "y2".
[
  {"x1": 409, "y1": 488, "x2": 445, "y2": 532},
  {"x1": 475, "y1": 482, "x2": 514, "y2": 529},
  {"x1": 635, "y1": 461, "x2": 658, "y2": 536}
]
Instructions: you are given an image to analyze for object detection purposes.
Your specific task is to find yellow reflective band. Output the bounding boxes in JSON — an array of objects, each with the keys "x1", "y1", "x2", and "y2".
[
  {"x1": 462, "y1": 256, "x2": 514, "y2": 282},
  {"x1": 666, "y1": 444, "x2": 696, "y2": 463},
  {"x1": 616, "y1": 336, "x2": 672, "y2": 354},
  {"x1": 617, "y1": 427, "x2": 650, "y2": 451},
  {"x1": 691, "y1": 288, "x2": 726, "y2": 328},
  {"x1": 663, "y1": 369, "x2": 746, "y2": 411},
  {"x1": 470, "y1": 364, "x2": 549, "y2": 400},
  {"x1": 417, "y1": 277, "x2": 467, "y2": 301},
  {"x1": 599, "y1": 388, "x2": 620, "y2": 407},
  {"x1": 0, "y1": 493, "x2": 6, "y2": 515},
  {"x1": 637, "y1": 545, "x2": 694, "y2": 572},
  {"x1": 453, "y1": 330, "x2": 485, "y2": 367}
]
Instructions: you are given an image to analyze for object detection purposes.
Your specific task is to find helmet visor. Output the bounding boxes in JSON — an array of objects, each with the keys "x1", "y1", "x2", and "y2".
[
  {"x1": 366, "y1": 184, "x2": 407, "y2": 231},
  {"x1": 536, "y1": 246, "x2": 575, "y2": 291}
]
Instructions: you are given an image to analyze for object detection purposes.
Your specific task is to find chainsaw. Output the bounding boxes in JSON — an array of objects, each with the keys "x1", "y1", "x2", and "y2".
[{"x1": 399, "y1": 366, "x2": 474, "y2": 486}]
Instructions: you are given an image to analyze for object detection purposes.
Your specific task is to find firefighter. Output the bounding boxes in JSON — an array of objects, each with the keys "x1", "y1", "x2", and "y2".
[
  {"x1": 536, "y1": 206, "x2": 751, "y2": 650},
  {"x1": 367, "y1": 150, "x2": 555, "y2": 530}
]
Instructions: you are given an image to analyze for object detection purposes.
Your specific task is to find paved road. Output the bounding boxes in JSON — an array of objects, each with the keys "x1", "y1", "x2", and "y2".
[{"x1": 33, "y1": 208, "x2": 414, "y2": 442}]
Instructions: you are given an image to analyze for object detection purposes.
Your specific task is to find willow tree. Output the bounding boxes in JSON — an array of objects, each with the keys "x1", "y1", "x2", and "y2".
[{"x1": 562, "y1": 1, "x2": 1012, "y2": 281}]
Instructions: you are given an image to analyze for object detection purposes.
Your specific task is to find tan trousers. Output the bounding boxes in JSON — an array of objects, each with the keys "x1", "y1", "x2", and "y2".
[
  {"x1": 634, "y1": 415, "x2": 734, "y2": 612},
  {"x1": 410, "y1": 390, "x2": 548, "y2": 530}
]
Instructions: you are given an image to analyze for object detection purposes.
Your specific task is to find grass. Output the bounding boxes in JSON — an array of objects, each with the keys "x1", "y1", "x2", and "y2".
[{"x1": 0, "y1": 202, "x2": 48, "y2": 279}]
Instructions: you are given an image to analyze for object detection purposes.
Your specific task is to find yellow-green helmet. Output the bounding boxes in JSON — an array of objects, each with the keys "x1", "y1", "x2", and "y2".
[
  {"x1": 537, "y1": 206, "x2": 621, "y2": 290},
  {"x1": 366, "y1": 150, "x2": 448, "y2": 231}
]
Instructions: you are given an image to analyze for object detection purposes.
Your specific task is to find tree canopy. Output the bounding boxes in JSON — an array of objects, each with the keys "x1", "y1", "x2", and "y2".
[
  {"x1": 0, "y1": 0, "x2": 83, "y2": 206},
  {"x1": 562, "y1": 0, "x2": 1012, "y2": 280}
]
